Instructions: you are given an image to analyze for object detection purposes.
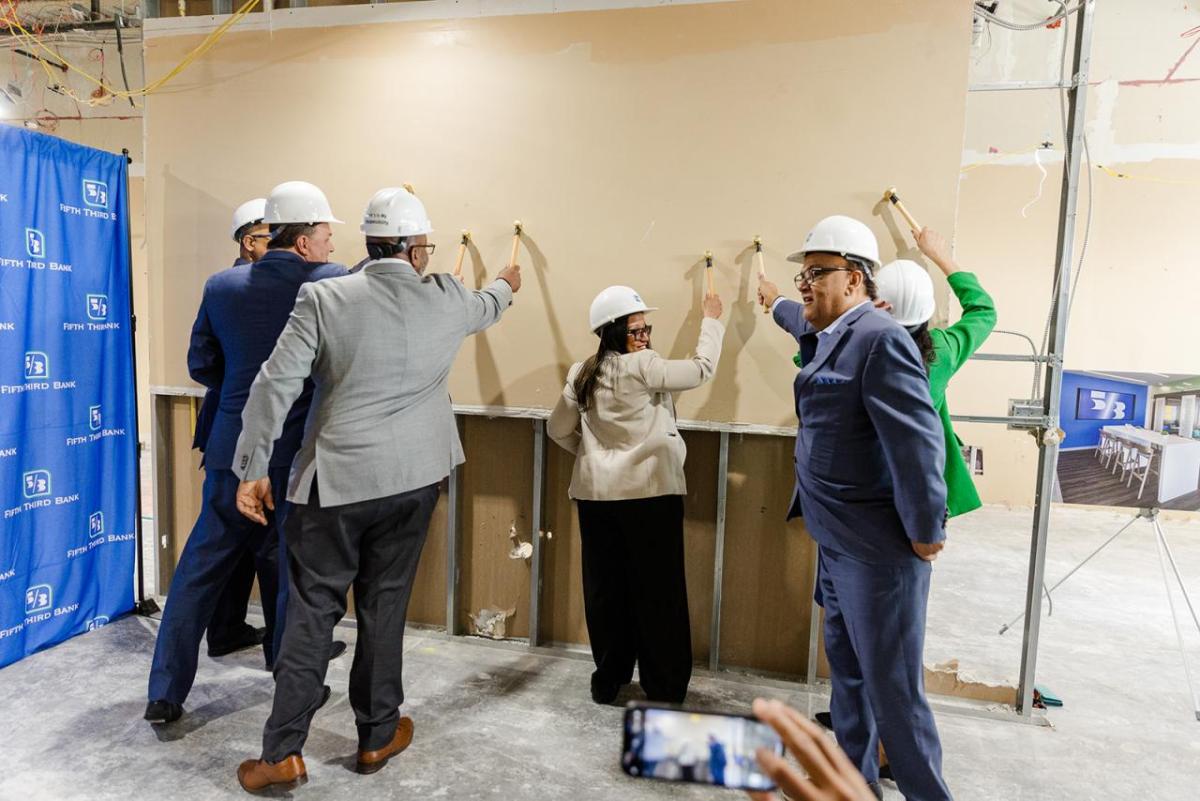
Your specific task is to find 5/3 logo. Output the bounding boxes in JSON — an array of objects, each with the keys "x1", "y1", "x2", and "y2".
[
  {"x1": 86, "y1": 294, "x2": 108, "y2": 321},
  {"x1": 83, "y1": 179, "x2": 109, "y2": 209},
  {"x1": 25, "y1": 228, "x2": 45, "y2": 258},
  {"x1": 25, "y1": 584, "x2": 52, "y2": 615}
]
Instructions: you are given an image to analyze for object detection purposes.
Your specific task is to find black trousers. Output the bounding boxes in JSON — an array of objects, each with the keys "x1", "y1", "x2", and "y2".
[
  {"x1": 261, "y1": 480, "x2": 440, "y2": 763},
  {"x1": 576, "y1": 494, "x2": 692, "y2": 703}
]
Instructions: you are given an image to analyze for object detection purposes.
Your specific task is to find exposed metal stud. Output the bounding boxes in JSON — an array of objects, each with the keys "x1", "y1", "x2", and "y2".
[
  {"x1": 529, "y1": 419, "x2": 547, "y2": 648},
  {"x1": 1017, "y1": 0, "x2": 1096, "y2": 720},
  {"x1": 709, "y1": 431, "x2": 730, "y2": 672}
]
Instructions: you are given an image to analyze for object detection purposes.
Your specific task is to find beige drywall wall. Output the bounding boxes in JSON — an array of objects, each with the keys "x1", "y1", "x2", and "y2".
[{"x1": 142, "y1": 0, "x2": 974, "y2": 427}]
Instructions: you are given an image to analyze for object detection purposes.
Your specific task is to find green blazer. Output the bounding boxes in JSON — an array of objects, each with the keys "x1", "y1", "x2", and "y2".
[{"x1": 929, "y1": 272, "x2": 996, "y2": 517}]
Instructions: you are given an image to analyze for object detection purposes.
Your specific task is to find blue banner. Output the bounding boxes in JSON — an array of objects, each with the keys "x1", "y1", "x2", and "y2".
[{"x1": 0, "y1": 127, "x2": 137, "y2": 668}]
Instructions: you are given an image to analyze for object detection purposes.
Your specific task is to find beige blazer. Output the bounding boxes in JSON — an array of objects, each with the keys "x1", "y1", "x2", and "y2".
[{"x1": 548, "y1": 317, "x2": 725, "y2": 501}]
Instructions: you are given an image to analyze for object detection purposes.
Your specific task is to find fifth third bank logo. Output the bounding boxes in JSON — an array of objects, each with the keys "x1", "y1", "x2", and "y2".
[
  {"x1": 26, "y1": 228, "x2": 45, "y2": 258},
  {"x1": 1090, "y1": 390, "x2": 1127, "y2": 419},
  {"x1": 86, "y1": 294, "x2": 108, "y2": 321},
  {"x1": 24, "y1": 351, "x2": 49, "y2": 380},
  {"x1": 83, "y1": 179, "x2": 109, "y2": 209},
  {"x1": 25, "y1": 584, "x2": 52, "y2": 615},
  {"x1": 23, "y1": 470, "x2": 51, "y2": 498},
  {"x1": 89, "y1": 511, "x2": 104, "y2": 538},
  {"x1": 90, "y1": 405, "x2": 102, "y2": 431}
]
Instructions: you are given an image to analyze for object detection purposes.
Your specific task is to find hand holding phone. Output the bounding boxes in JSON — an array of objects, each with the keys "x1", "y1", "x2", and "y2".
[
  {"x1": 747, "y1": 699, "x2": 878, "y2": 801},
  {"x1": 622, "y1": 703, "x2": 784, "y2": 791}
]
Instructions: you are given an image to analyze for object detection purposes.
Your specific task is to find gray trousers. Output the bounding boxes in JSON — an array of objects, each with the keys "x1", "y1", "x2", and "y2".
[{"x1": 261, "y1": 480, "x2": 440, "y2": 762}]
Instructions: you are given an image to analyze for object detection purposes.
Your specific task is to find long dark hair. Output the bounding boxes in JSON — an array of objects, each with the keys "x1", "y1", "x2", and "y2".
[
  {"x1": 910, "y1": 323, "x2": 936, "y2": 368},
  {"x1": 574, "y1": 316, "x2": 630, "y2": 412}
]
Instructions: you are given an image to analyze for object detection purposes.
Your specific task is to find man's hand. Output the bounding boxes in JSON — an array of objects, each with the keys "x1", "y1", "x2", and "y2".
[
  {"x1": 236, "y1": 478, "x2": 274, "y2": 525},
  {"x1": 702, "y1": 292, "x2": 724, "y2": 319},
  {"x1": 758, "y1": 277, "x2": 781, "y2": 310},
  {"x1": 498, "y1": 263, "x2": 522, "y2": 293},
  {"x1": 747, "y1": 698, "x2": 877, "y2": 801},
  {"x1": 911, "y1": 540, "x2": 945, "y2": 562}
]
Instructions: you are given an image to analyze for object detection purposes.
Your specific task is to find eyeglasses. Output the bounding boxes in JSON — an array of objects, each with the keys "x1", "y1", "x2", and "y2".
[
  {"x1": 410, "y1": 243, "x2": 437, "y2": 256},
  {"x1": 627, "y1": 325, "x2": 653, "y2": 340},
  {"x1": 794, "y1": 266, "x2": 855, "y2": 288}
]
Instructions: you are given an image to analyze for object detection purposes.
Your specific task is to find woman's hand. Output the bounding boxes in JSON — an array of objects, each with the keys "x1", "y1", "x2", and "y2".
[
  {"x1": 746, "y1": 699, "x2": 877, "y2": 801},
  {"x1": 915, "y1": 227, "x2": 959, "y2": 276},
  {"x1": 703, "y1": 292, "x2": 724, "y2": 319}
]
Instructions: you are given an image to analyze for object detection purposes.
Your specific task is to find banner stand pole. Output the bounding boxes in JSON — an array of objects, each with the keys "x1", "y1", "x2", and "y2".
[{"x1": 123, "y1": 148, "x2": 159, "y2": 617}]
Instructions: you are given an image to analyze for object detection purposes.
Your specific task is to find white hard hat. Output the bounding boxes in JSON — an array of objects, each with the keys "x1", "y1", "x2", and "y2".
[
  {"x1": 786, "y1": 215, "x2": 881, "y2": 272},
  {"x1": 360, "y1": 187, "x2": 434, "y2": 238},
  {"x1": 263, "y1": 181, "x2": 342, "y2": 226},
  {"x1": 230, "y1": 198, "x2": 267, "y2": 241},
  {"x1": 875, "y1": 259, "x2": 935, "y2": 326},
  {"x1": 589, "y1": 285, "x2": 657, "y2": 334}
]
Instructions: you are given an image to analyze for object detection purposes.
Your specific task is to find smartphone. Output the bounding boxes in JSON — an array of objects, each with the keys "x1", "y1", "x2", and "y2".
[{"x1": 621, "y1": 702, "x2": 784, "y2": 791}]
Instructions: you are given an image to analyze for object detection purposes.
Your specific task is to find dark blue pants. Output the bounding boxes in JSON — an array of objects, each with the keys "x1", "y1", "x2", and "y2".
[
  {"x1": 206, "y1": 550, "x2": 258, "y2": 652},
  {"x1": 817, "y1": 546, "x2": 953, "y2": 801},
  {"x1": 147, "y1": 467, "x2": 290, "y2": 704}
]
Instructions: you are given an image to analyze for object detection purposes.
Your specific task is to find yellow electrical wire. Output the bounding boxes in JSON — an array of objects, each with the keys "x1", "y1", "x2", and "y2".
[
  {"x1": 2, "y1": 0, "x2": 261, "y2": 108},
  {"x1": 1094, "y1": 163, "x2": 1200, "y2": 187}
]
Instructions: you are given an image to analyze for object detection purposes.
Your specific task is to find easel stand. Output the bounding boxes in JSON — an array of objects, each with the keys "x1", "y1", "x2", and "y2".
[{"x1": 999, "y1": 508, "x2": 1200, "y2": 721}]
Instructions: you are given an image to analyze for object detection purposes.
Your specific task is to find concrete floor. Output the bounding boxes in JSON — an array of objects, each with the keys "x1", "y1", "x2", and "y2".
[{"x1": 2, "y1": 504, "x2": 1199, "y2": 800}]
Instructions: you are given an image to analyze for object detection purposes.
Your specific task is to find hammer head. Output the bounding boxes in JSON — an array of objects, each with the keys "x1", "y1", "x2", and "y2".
[
  {"x1": 753, "y1": 235, "x2": 763, "y2": 251},
  {"x1": 513, "y1": 220, "x2": 523, "y2": 235},
  {"x1": 704, "y1": 250, "x2": 713, "y2": 265},
  {"x1": 883, "y1": 186, "x2": 900, "y2": 204},
  {"x1": 461, "y1": 229, "x2": 471, "y2": 243}
]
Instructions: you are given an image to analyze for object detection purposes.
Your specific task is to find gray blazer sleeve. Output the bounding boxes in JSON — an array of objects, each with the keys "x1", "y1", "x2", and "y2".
[
  {"x1": 861, "y1": 326, "x2": 948, "y2": 544},
  {"x1": 233, "y1": 284, "x2": 321, "y2": 481},
  {"x1": 458, "y1": 277, "x2": 514, "y2": 334}
]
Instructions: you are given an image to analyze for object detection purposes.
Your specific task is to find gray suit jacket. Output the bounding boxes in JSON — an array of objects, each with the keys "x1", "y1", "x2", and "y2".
[{"x1": 233, "y1": 258, "x2": 514, "y2": 506}]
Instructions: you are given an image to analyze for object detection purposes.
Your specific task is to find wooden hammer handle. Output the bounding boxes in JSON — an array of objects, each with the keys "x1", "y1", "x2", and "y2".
[
  {"x1": 887, "y1": 191, "x2": 922, "y2": 233},
  {"x1": 452, "y1": 233, "x2": 469, "y2": 279},
  {"x1": 754, "y1": 238, "x2": 771, "y2": 314},
  {"x1": 509, "y1": 223, "x2": 522, "y2": 268}
]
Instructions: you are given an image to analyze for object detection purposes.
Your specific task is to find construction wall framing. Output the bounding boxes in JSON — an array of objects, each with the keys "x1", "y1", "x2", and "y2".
[{"x1": 149, "y1": 388, "x2": 817, "y2": 677}]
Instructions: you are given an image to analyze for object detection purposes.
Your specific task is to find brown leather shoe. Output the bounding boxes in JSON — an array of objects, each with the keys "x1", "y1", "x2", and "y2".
[
  {"x1": 355, "y1": 717, "x2": 414, "y2": 775},
  {"x1": 237, "y1": 755, "x2": 308, "y2": 794}
]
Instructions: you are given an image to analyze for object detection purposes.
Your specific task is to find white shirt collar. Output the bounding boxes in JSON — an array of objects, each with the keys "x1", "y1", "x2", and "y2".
[{"x1": 818, "y1": 300, "x2": 873, "y2": 337}]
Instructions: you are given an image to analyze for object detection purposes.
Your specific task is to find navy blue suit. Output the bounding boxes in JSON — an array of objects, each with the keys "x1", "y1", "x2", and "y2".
[
  {"x1": 773, "y1": 298, "x2": 952, "y2": 801},
  {"x1": 192, "y1": 257, "x2": 259, "y2": 655},
  {"x1": 149, "y1": 251, "x2": 346, "y2": 705}
]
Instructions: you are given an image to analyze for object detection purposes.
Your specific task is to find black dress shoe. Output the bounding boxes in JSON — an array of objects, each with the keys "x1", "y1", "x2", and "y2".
[
  {"x1": 318, "y1": 685, "x2": 332, "y2": 710},
  {"x1": 328, "y1": 640, "x2": 347, "y2": 661},
  {"x1": 815, "y1": 711, "x2": 833, "y2": 730},
  {"x1": 207, "y1": 626, "x2": 265, "y2": 658},
  {"x1": 590, "y1": 675, "x2": 619, "y2": 705},
  {"x1": 144, "y1": 700, "x2": 183, "y2": 724}
]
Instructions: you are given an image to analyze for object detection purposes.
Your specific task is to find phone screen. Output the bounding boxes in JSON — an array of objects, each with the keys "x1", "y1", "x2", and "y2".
[{"x1": 621, "y1": 704, "x2": 783, "y2": 791}]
